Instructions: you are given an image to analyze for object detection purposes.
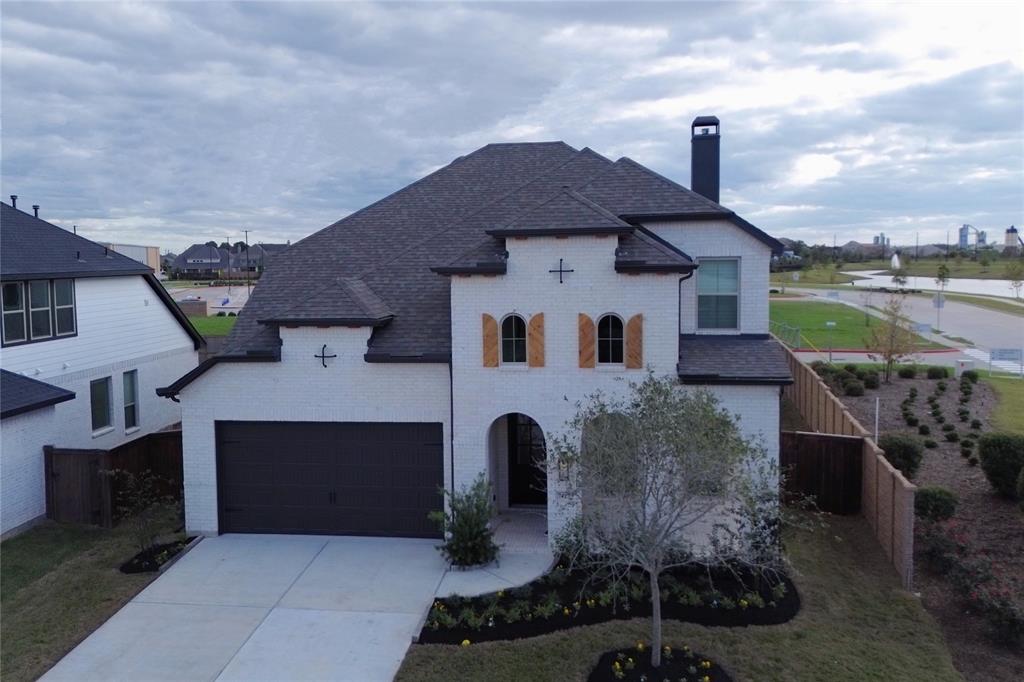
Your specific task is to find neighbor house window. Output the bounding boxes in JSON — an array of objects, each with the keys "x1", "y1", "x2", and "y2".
[
  {"x1": 123, "y1": 370, "x2": 139, "y2": 430},
  {"x1": 501, "y1": 314, "x2": 527, "y2": 364},
  {"x1": 597, "y1": 314, "x2": 624, "y2": 364},
  {"x1": 697, "y1": 259, "x2": 739, "y2": 329},
  {"x1": 90, "y1": 377, "x2": 112, "y2": 432},
  {"x1": 2, "y1": 282, "x2": 26, "y2": 344},
  {"x1": 0, "y1": 279, "x2": 76, "y2": 345}
]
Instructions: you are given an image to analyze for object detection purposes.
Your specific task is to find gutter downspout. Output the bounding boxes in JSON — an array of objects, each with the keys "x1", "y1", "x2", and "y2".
[
  {"x1": 448, "y1": 361, "x2": 455, "y2": 495},
  {"x1": 677, "y1": 269, "x2": 696, "y2": 367}
]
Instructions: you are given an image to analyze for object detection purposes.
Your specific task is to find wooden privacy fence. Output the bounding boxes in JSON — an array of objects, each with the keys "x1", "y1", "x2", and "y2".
[
  {"x1": 780, "y1": 431, "x2": 862, "y2": 515},
  {"x1": 44, "y1": 429, "x2": 183, "y2": 528},
  {"x1": 779, "y1": 345, "x2": 916, "y2": 589}
]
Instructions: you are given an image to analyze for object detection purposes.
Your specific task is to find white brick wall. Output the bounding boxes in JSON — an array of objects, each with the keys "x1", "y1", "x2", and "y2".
[
  {"x1": 178, "y1": 326, "x2": 450, "y2": 535},
  {"x1": 1, "y1": 274, "x2": 197, "y2": 536},
  {"x1": 644, "y1": 219, "x2": 771, "y2": 335}
]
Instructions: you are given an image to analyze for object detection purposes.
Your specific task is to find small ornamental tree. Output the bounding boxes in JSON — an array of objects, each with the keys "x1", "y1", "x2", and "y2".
[
  {"x1": 549, "y1": 374, "x2": 786, "y2": 670},
  {"x1": 866, "y1": 295, "x2": 917, "y2": 383},
  {"x1": 891, "y1": 268, "x2": 908, "y2": 289}
]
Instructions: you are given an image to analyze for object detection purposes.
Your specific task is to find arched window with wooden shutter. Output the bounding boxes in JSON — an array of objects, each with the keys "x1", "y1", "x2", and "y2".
[
  {"x1": 528, "y1": 313, "x2": 545, "y2": 367},
  {"x1": 578, "y1": 313, "x2": 596, "y2": 368},
  {"x1": 482, "y1": 313, "x2": 499, "y2": 367},
  {"x1": 625, "y1": 314, "x2": 643, "y2": 369}
]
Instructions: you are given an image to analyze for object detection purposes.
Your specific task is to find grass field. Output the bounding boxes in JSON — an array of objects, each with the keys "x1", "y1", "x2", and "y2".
[
  {"x1": 397, "y1": 515, "x2": 959, "y2": 682},
  {"x1": 0, "y1": 521, "x2": 176, "y2": 682},
  {"x1": 770, "y1": 266, "x2": 864, "y2": 286},
  {"x1": 985, "y1": 376, "x2": 1024, "y2": 436},
  {"x1": 842, "y1": 258, "x2": 1023, "y2": 280},
  {"x1": 187, "y1": 315, "x2": 237, "y2": 337},
  {"x1": 769, "y1": 300, "x2": 942, "y2": 350},
  {"x1": 909, "y1": 291, "x2": 1024, "y2": 317}
]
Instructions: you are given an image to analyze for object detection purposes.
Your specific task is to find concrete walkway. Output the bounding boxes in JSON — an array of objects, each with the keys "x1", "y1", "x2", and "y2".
[{"x1": 43, "y1": 524, "x2": 553, "y2": 682}]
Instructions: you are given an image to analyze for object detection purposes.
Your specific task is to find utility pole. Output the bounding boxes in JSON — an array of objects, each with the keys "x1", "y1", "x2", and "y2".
[
  {"x1": 226, "y1": 236, "x2": 232, "y2": 294},
  {"x1": 244, "y1": 229, "x2": 251, "y2": 296},
  {"x1": 915, "y1": 232, "x2": 919, "y2": 261}
]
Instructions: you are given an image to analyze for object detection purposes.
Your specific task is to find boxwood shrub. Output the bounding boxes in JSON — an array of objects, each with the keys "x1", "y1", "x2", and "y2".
[
  {"x1": 962, "y1": 369, "x2": 979, "y2": 383},
  {"x1": 918, "y1": 424, "x2": 930, "y2": 436},
  {"x1": 978, "y1": 434, "x2": 1024, "y2": 499},
  {"x1": 898, "y1": 366, "x2": 917, "y2": 379},
  {"x1": 944, "y1": 432, "x2": 959, "y2": 443},
  {"x1": 924, "y1": 439, "x2": 938, "y2": 449},
  {"x1": 926, "y1": 366, "x2": 948, "y2": 379},
  {"x1": 905, "y1": 416, "x2": 919, "y2": 427},
  {"x1": 880, "y1": 433, "x2": 924, "y2": 477},
  {"x1": 914, "y1": 486, "x2": 958, "y2": 522},
  {"x1": 863, "y1": 373, "x2": 880, "y2": 389},
  {"x1": 971, "y1": 419, "x2": 983, "y2": 430},
  {"x1": 844, "y1": 380, "x2": 865, "y2": 396}
]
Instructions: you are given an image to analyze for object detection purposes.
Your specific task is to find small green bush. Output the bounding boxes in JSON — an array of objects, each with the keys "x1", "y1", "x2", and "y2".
[
  {"x1": 926, "y1": 366, "x2": 948, "y2": 379},
  {"x1": 905, "y1": 416, "x2": 919, "y2": 427},
  {"x1": 944, "y1": 432, "x2": 959, "y2": 443},
  {"x1": 844, "y1": 380, "x2": 865, "y2": 397},
  {"x1": 227, "y1": 311, "x2": 237, "y2": 317},
  {"x1": 978, "y1": 434, "x2": 1024, "y2": 499},
  {"x1": 909, "y1": 387, "x2": 918, "y2": 397},
  {"x1": 918, "y1": 424, "x2": 930, "y2": 436},
  {"x1": 961, "y1": 440, "x2": 973, "y2": 451},
  {"x1": 968, "y1": 456, "x2": 979, "y2": 467},
  {"x1": 971, "y1": 419, "x2": 983, "y2": 430},
  {"x1": 880, "y1": 433, "x2": 924, "y2": 477},
  {"x1": 924, "y1": 439, "x2": 938, "y2": 449},
  {"x1": 941, "y1": 423, "x2": 955, "y2": 433},
  {"x1": 935, "y1": 415, "x2": 946, "y2": 424},
  {"x1": 843, "y1": 363, "x2": 858, "y2": 374},
  {"x1": 962, "y1": 369, "x2": 979, "y2": 384},
  {"x1": 429, "y1": 472, "x2": 500, "y2": 566},
  {"x1": 937, "y1": 380, "x2": 947, "y2": 391},
  {"x1": 960, "y1": 447, "x2": 972, "y2": 458},
  {"x1": 863, "y1": 373, "x2": 880, "y2": 389},
  {"x1": 216, "y1": 311, "x2": 227, "y2": 317},
  {"x1": 898, "y1": 366, "x2": 917, "y2": 379},
  {"x1": 915, "y1": 486, "x2": 958, "y2": 522}
]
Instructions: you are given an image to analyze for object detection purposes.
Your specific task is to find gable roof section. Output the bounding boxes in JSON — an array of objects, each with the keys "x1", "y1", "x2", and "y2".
[
  {"x1": 486, "y1": 189, "x2": 632, "y2": 238},
  {"x1": 1, "y1": 203, "x2": 152, "y2": 280},
  {"x1": 1, "y1": 370, "x2": 75, "y2": 419},
  {"x1": 259, "y1": 277, "x2": 393, "y2": 327},
  {"x1": 677, "y1": 335, "x2": 793, "y2": 385},
  {"x1": 615, "y1": 227, "x2": 695, "y2": 273}
]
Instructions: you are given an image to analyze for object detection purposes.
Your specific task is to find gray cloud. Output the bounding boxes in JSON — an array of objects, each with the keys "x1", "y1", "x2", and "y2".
[{"x1": 1, "y1": 1, "x2": 1021, "y2": 252}]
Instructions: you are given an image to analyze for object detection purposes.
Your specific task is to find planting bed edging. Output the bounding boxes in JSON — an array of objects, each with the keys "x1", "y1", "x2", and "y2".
[
  {"x1": 588, "y1": 645, "x2": 733, "y2": 682},
  {"x1": 158, "y1": 535, "x2": 202, "y2": 573}
]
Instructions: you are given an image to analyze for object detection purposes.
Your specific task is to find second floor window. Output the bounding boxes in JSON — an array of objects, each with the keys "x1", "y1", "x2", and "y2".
[
  {"x1": 597, "y1": 314, "x2": 624, "y2": 364},
  {"x1": 1, "y1": 279, "x2": 76, "y2": 345},
  {"x1": 501, "y1": 314, "x2": 527, "y2": 363},
  {"x1": 90, "y1": 376, "x2": 112, "y2": 432},
  {"x1": 697, "y1": 259, "x2": 739, "y2": 329},
  {"x1": 123, "y1": 370, "x2": 139, "y2": 430}
]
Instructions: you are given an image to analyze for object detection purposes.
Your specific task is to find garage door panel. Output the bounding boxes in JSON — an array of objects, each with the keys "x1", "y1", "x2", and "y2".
[{"x1": 216, "y1": 421, "x2": 443, "y2": 538}]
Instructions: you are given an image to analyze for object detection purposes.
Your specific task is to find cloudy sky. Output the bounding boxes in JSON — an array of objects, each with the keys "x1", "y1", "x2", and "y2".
[{"x1": 2, "y1": 1, "x2": 1022, "y2": 253}]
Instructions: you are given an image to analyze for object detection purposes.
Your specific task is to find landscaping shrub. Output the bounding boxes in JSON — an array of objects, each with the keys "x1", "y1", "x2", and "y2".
[
  {"x1": 216, "y1": 311, "x2": 227, "y2": 317},
  {"x1": 926, "y1": 366, "x2": 948, "y2": 379},
  {"x1": 897, "y1": 366, "x2": 917, "y2": 379},
  {"x1": 915, "y1": 486, "x2": 958, "y2": 522},
  {"x1": 937, "y1": 380, "x2": 947, "y2": 392},
  {"x1": 941, "y1": 423, "x2": 955, "y2": 433},
  {"x1": 904, "y1": 416, "x2": 919, "y2": 427},
  {"x1": 971, "y1": 419, "x2": 983, "y2": 430},
  {"x1": 960, "y1": 447, "x2": 972, "y2": 458},
  {"x1": 908, "y1": 387, "x2": 918, "y2": 398},
  {"x1": 978, "y1": 434, "x2": 1024, "y2": 499},
  {"x1": 843, "y1": 363, "x2": 858, "y2": 374},
  {"x1": 918, "y1": 424, "x2": 930, "y2": 436},
  {"x1": 429, "y1": 473, "x2": 499, "y2": 566},
  {"x1": 880, "y1": 433, "x2": 924, "y2": 477},
  {"x1": 863, "y1": 372, "x2": 880, "y2": 389},
  {"x1": 968, "y1": 456, "x2": 979, "y2": 466},
  {"x1": 944, "y1": 432, "x2": 959, "y2": 443},
  {"x1": 934, "y1": 415, "x2": 945, "y2": 424},
  {"x1": 228, "y1": 311, "x2": 237, "y2": 317},
  {"x1": 843, "y1": 380, "x2": 865, "y2": 396},
  {"x1": 924, "y1": 439, "x2": 938, "y2": 449},
  {"x1": 962, "y1": 369, "x2": 979, "y2": 384}
]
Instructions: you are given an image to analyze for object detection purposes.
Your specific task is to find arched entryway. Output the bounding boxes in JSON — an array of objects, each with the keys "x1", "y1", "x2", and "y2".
[{"x1": 487, "y1": 413, "x2": 548, "y2": 509}]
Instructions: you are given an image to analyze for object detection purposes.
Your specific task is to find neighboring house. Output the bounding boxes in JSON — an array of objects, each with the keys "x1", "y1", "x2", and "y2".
[
  {"x1": 171, "y1": 244, "x2": 231, "y2": 278},
  {"x1": 0, "y1": 203, "x2": 203, "y2": 537},
  {"x1": 228, "y1": 242, "x2": 290, "y2": 275},
  {"x1": 101, "y1": 243, "x2": 161, "y2": 271},
  {"x1": 159, "y1": 116, "x2": 792, "y2": 544}
]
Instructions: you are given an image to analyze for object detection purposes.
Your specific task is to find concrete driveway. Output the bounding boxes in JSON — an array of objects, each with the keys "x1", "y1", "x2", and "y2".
[{"x1": 42, "y1": 535, "x2": 449, "y2": 682}]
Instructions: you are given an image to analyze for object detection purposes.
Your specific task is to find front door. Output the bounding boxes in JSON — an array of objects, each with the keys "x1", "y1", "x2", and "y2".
[{"x1": 507, "y1": 413, "x2": 547, "y2": 506}]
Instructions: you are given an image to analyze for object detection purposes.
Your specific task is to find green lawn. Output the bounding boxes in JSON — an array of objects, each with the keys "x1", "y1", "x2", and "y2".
[
  {"x1": 187, "y1": 315, "x2": 237, "y2": 337},
  {"x1": 770, "y1": 266, "x2": 865, "y2": 286},
  {"x1": 770, "y1": 300, "x2": 942, "y2": 350},
  {"x1": 397, "y1": 515, "x2": 959, "y2": 682},
  {"x1": 0, "y1": 522, "x2": 175, "y2": 682},
  {"x1": 985, "y1": 376, "x2": 1024, "y2": 436},
  {"x1": 843, "y1": 257, "x2": 1023, "y2": 280},
  {"x1": 909, "y1": 291, "x2": 1024, "y2": 317}
]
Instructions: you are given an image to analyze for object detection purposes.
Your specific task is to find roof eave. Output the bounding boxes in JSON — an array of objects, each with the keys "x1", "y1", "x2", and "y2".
[
  {"x1": 363, "y1": 351, "x2": 452, "y2": 364},
  {"x1": 142, "y1": 274, "x2": 206, "y2": 350},
  {"x1": 1, "y1": 390, "x2": 76, "y2": 420},
  {"x1": 258, "y1": 316, "x2": 394, "y2": 328},
  {"x1": 615, "y1": 261, "x2": 696, "y2": 273},
  {"x1": 677, "y1": 372, "x2": 793, "y2": 386},
  {"x1": 486, "y1": 226, "x2": 634, "y2": 238},
  {"x1": 1, "y1": 268, "x2": 153, "y2": 281},
  {"x1": 622, "y1": 212, "x2": 785, "y2": 254},
  {"x1": 431, "y1": 264, "x2": 507, "y2": 276},
  {"x1": 156, "y1": 351, "x2": 280, "y2": 399}
]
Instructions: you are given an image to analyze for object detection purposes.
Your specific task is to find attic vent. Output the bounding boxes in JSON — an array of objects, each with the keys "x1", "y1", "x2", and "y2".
[
  {"x1": 9, "y1": 195, "x2": 17, "y2": 208},
  {"x1": 32, "y1": 205, "x2": 39, "y2": 218}
]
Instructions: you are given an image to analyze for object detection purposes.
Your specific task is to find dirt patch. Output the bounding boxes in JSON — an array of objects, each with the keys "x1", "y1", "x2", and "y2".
[{"x1": 839, "y1": 374, "x2": 1024, "y2": 681}]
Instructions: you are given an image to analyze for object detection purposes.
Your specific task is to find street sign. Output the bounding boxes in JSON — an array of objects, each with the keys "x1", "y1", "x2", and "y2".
[
  {"x1": 991, "y1": 348, "x2": 1023, "y2": 363},
  {"x1": 913, "y1": 323, "x2": 932, "y2": 334},
  {"x1": 933, "y1": 293, "x2": 945, "y2": 309}
]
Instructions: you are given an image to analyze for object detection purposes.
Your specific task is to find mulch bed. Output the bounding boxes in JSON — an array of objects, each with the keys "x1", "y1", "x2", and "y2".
[
  {"x1": 417, "y1": 563, "x2": 799, "y2": 645},
  {"x1": 588, "y1": 645, "x2": 733, "y2": 682},
  {"x1": 119, "y1": 537, "x2": 194, "y2": 574},
  {"x1": 837, "y1": 373, "x2": 1024, "y2": 681}
]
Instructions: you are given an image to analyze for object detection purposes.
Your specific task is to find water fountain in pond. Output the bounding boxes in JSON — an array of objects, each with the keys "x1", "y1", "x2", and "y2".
[{"x1": 891, "y1": 253, "x2": 901, "y2": 270}]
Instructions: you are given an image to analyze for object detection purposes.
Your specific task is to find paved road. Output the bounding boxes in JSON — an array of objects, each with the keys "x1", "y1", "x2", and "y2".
[{"x1": 170, "y1": 285, "x2": 251, "y2": 313}]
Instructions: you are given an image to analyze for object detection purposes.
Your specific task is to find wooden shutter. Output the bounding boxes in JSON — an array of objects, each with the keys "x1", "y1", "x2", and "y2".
[
  {"x1": 528, "y1": 313, "x2": 545, "y2": 367},
  {"x1": 578, "y1": 313, "x2": 596, "y2": 368},
  {"x1": 482, "y1": 314, "x2": 499, "y2": 367},
  {"x1": 625, "y1": 314, "x2": 643, "y2": 369}
]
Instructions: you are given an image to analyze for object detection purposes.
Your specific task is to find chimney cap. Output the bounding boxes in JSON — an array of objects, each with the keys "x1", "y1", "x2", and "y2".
[{"x1": 692, "y1": 115, "x2": 720, "y2": 128}]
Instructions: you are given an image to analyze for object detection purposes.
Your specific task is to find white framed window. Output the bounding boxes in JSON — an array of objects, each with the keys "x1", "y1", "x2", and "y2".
[
  {"x1": 501, "y1": 314, "x2": 527, "y2": 364},
  {"x1": 2, "y1": 282, "x2": 26, "y2": 344},
  {"x1": 90, "y1": 377, "x2": 112, "y2": 432},
  {"x1": 123, "y1": 370, "x2": 139, "y2": 431},
  {"x1": 597, "y1": 314, "x2": 624, "y2": 364},
  {"x1": 29, "y1": 280, "x2": 52, "y2": 339},
  {"x1": 54, "y1": 279, "x2": 76, "y2": 336},
  {"x1": 697, "y1": 259, "x2": 739, "y2": 329}
]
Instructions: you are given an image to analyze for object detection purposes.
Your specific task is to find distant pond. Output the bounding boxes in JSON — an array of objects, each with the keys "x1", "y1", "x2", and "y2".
[{"x1": 841, "y1": 271, "x2": 1020, "y2": 299}]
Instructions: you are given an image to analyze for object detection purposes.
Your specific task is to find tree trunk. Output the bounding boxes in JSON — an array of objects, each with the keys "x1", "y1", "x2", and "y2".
[{"x1": 649, "y1": 570, "x2": 662, "y2": 668}]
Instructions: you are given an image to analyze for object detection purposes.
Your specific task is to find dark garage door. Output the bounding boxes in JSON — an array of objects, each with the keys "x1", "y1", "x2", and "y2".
[{"x1": 216, "y1": 421, "x2": 444, "y2": 538}]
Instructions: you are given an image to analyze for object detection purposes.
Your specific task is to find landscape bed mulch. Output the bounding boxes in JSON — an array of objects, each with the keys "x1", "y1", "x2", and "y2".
[
  {"x1": 417, "y1": 563, "x2": 799, "y2": 645},
  {"x1": 119, "y1": 537, "x2": 195, "y2": 574},
  {"x1": 837, "y1": 373, "x2": 1024, "y2": 682},
  {"x1": 588, "y1": 645, "x2": 733, "y2": 682}
]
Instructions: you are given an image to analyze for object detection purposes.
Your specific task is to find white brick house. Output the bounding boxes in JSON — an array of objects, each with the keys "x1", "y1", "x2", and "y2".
[
  {"x1": 159, "y1": 117, "x2": 792, "y2": 543},
  {"x1": 0, "y1": 201, "x2": 202, "y2": 537}
]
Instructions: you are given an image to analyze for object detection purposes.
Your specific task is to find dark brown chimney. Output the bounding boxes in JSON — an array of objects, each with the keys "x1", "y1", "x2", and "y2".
[
  {"x1": 691, "y1": 115, "x2": 721, "y2": 203},
  {"x1": 32, "y1": 205, "x2": 40, "y2": 218},
  {"x1": 10, "y1": 195, "x2": 17, "y2": 208}
]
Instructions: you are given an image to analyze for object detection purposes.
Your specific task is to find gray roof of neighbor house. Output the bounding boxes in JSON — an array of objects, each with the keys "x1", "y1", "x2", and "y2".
[
  {"x1": 172, "y1": 244, "x2": 231, "y2": 270},
  {"x1": 1, "y1": 203, "x2": 152, "y2": 280},
  {"x1": 0, "y1": 202, "x2": 204, "y2": 350},
  {"x1": 1, "y1": 369, "x2": 75, "y2": 419},
  {"x1": 677, "y1": 335, "x2": 793, "y2": 385},
  {"x1": 158, "y1": 142, "x2": 784, "y2": 395}
]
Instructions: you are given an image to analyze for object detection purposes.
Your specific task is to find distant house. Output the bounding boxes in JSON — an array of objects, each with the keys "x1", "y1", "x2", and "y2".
[
  {"x1": 101, "y1": 243, "x2": 161, "y2": 271},
  {"x1": 0, "y1": 202, "x2": 203, "y2": 537},
  {"x1": 171, "y1": 244, "x2": 231, "y2": 278}
]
